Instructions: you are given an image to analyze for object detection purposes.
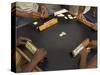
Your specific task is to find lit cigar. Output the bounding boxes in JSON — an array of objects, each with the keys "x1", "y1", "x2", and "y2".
[
  {"x1": 25, "y1": 41, "x2": 38, "y2": 55},
  {"x1": 72, "y1": 38, "x2": 90, "y2": 57}
]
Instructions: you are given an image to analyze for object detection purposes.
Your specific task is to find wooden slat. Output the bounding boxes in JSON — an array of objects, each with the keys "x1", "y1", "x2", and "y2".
[
  {"x1": 16, "y1": 50, "x2": 22, "y2": 66},
  {"x1": 16, "y1": 47, "x2": 42, "y2": 72},
  {"x1": 16, "y1": 47, "x2": 31, "y2": 62},
  {"x1": 35, "y1": 66, "x2": 42, "y2": 71}
]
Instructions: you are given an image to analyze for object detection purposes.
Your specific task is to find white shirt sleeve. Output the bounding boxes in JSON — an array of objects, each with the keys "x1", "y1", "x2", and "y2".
[
  {"x1": 83, "y1": 6, "x2": 91, "y2": 14},
  {"x1": 16, "y1": 2, "x2": 39, "y2": 13}
]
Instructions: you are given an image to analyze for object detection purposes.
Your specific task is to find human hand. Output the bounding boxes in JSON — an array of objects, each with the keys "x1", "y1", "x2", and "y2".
[
  {"x1": 40, "y1": 5, "x2": 48, "y2": 18},
  {"x1": 31, "y1": 12, "x2": 41, "y2": 19},
  {"x1": 91, "y1": 23, "x2": 97, "y2": 31},
  {"x1": 80, "y1": 48, "x2": 89, "y2": 58},
  {"x1": 32, "y1": 48, "x2": 47, "y2": 62},
  {"x1": 16, "y1": 37, "x2": 32, "y2": 46},
  {"x1": 77, "y1": 13, "x2": 86, "y2": 22},
  {"x1": 77, "y1": 14, "x2": 97, "y2": 31},
  {"x1": 88, "y1": 40, "x2": 97, "y2": 49}
]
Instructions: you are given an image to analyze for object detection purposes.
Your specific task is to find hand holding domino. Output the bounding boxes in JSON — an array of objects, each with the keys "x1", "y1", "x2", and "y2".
[
  {"x1": 16, "y1": 37, "x2": 32, "y2": 46},
  {"x1": 72, "y1": 38, "x2": 90, "y2": 57}
]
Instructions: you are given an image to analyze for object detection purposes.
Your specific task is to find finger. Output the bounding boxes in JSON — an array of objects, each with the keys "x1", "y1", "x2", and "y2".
[
  {"x1": 19, "y1": 41, "x2": 26, "y2": 45},
  {"x1": 20, "y1": 37, "x2": 32, "y2": 42},
  {"x1": 80, "y1": 48, "x2": 89, "y2": 55},
  {"x1": 40, "y1": 13, "x2": 44, "y2": 18}
]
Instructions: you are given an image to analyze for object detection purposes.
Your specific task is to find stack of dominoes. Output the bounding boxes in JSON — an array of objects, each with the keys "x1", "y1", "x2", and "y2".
[
  {"x1": 38, "y1": 18, "x2": 58, "y2": 31},
  {"x1": 25, "y1": 41, "x2": 37, "y2": 55}
]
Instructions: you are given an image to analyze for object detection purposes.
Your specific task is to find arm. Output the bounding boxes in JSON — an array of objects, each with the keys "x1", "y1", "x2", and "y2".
[
  {"x1": 80, "y1": 52, "x2": 97, "y2": 68},
  {"x1": 16, "y1": 4, "x2": 48, "y2": 19},
  {"x1": 77, "y1": 6, "x2": 86, "y2": 20},
  {"x1": 88, "y1": 40, "x2": 97, "y2": 49},
  {"x1": 78, "y1": 6, "x2": 85, "y2": 14},
  {"x1": 80, "y1": 44, "x2": 97, "y2": 68},
  {"x1": 80, "y1": 48, "x2": 88, "y2": 68},
  {"x1": 22, "y1": 48, "x2": 47, "y2": 72},
  {"x1": 16, "y1": 10, "x2": 42, "y2": 19},
  {"x1": 16, "y1": 10, "x2": 32, "y2": 18},
  {"x1": 77, "y1": 6, "x2": 97, "y2": 31},
  {"x1": 16, "y1": 37, "x2": 31, "y2": 46}
]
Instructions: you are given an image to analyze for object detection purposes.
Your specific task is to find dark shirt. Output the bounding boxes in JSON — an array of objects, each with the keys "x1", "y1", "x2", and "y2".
[{"x1": 84, "y1": 7, "x2": 97, "y2": 23}]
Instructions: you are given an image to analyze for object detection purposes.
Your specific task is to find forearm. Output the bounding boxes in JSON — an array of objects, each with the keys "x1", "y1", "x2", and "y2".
[
  {"x1": 16, "y1": 10, "x2": 32, "y2": 18},
  {"x1": 16, "y1": 10, "x2": 42, "y2": 19},
  {"x1": 80, "y1": 18, "x2": 97, "y2": 31},
  {"x1": 80, "y1": 48, "x2": 88, "y2": 68},
  {"x1": 22, "y1": 60, "x2": 39, "y2": 72},
  {"x1": 80, "y1": 56, "x2": 87, "y2": 68},
  {"x1": 31, "y1": 11, "x2": 41, "y2": 19}
]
